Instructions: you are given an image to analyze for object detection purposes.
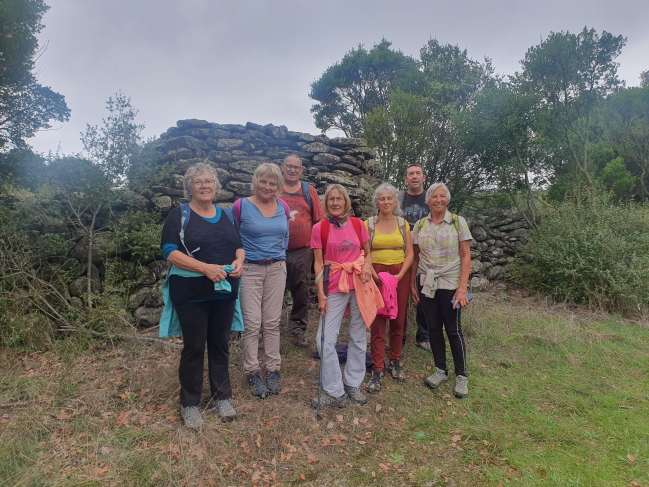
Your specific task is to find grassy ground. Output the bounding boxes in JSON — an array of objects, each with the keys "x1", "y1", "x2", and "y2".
[{"x1": 1, "y1": 285, "x2": 648, "y2": 486}]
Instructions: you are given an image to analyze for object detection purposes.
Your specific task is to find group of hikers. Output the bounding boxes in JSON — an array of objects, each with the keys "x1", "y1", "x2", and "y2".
[{"x1": 159, "y1": 155, "x2": 473, "y2": 429}]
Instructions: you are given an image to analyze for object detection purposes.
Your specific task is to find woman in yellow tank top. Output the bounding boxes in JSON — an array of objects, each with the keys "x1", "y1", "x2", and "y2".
[{"x1": 364, "y1": 183, "x2": 413, "y2": 394}]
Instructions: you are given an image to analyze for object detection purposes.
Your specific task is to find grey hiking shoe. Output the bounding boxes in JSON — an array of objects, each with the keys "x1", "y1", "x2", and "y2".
[
  {"x1": 365, "y1": 370, "x2": 383, "y2": 394},
  {"x1": 454, "y1": 375, "x2": 469, "y2": 398},
  {"x1": 343, "y1": 384, "x2": 368, "y2": 406},
  {"x1": 417, "y1": 341, "x2": 432, "y2": 352},
  {"x1": 248, "y1": 371, "x2": 270, "y2": 399},
  {"x1": 266, "y1": 370, "x2": 282, "y2": 395},
  {"x1": 180, "y1": 406, "x2": 204, "y2": 429},
  {"x1": 210, "y1": 398, "x2": 236, "y2": 422},
  {"x1": 310, "y1": 392, "x2": 348, "y2": 410},
  {"x1": 387, "y1": 360, "x2": 406, "y2": 382},
  {"x1": 292, "y1": 333, "x2": 309, "y2": 348},
  {"x1": 425, "y1": 367, "x2": 448, "y2": 389}
]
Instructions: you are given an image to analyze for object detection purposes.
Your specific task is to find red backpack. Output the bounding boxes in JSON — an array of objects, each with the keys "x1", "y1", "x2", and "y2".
[{"x1": 320, "y1": 217, "x2": 363, "y2": 251}]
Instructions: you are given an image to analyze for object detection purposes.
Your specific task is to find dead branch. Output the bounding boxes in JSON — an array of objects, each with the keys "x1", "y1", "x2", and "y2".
[{"x1": 58, "y1": 326, "x2": 182, "y2": 349}]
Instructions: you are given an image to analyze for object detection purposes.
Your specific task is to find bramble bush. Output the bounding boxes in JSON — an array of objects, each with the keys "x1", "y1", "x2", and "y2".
[{"x1": 515, "y1": 193, "x2": 649, "y2": 316}]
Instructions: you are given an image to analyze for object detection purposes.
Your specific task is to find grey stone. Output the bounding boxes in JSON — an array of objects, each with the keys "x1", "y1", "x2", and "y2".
[
  {"x1": 152, "y1": 186, "x2": 184, "y2": 197},
  {"x1": 230, "y1": 172, "x2": 253, "y2": 183},
  {"x1": 176, "y1": 119, "x2": 211, "y2": 128},
  {"x1": 340, "y1": 155, "x2": 363, "y2": 168},
  {"x1": 318, "y1": 172, "x2": 359, "y2": 187},
  {"x1": 214, "y1": 168, "x2": 230, "y2": 185},
  {"x1": 470, "y1": 259, "x2": 484, "y2": 274},
  {"x1": 157, "y1": 148, "x2": 194, "y2": 163},
  {"x1": 231, "y1": 154, "x2": 270, "y2": 162},
  {"x1": 482, "y1": 261, "x2": 492, "y2": 270},
  {"x1": 333, "y1": 163, "x2": 363, "y2": 175},
  {"x1": 496, "y1": 283, "x2": 507, "y2": 292},
  {"x1": 127, "y1": 287, "x2": 151, "y2": 310},
  {"x1": 162, "y1": 136, "x2": 210, "y2": 152},
  {"x1": 312, "y1": 153, "x2": 341, "y2": 166},
  {"x1": 217, "y1": 139, "x2": 245, "y2": 150},
  {"x1": 208, "y1": 150, "x2": 232, "y2": 163},
  {"x1": 174, "y1": 157, "x2": 213, "y2": 173},
  {"x1": 69, "y1": 275, "x2": 102, "y2": 297},
  {"x1": 151, "y1": 195, "x2": 172, "y2": 215},
  {"x1": 245, "y1": 122, "x2": 265, "y2": 132},
  {"x1": 298, "y1": 133, "x2": 316, "y2": 142},
  {"x1": 491, "y1": 248, "x2": 505, "y2": 258},
  {"x1": 470, "y1": 249, "x2": 481, "y2": 259},
  {"x1": 302, "y1": 142, "x2": 330, "y2": 153},
  {"x1": 70, "y1": 232, "x2": 120, "y2": 264},
  {"x1": 214, "y1": 189, "x2": 234, "y2": 202},
  {"x1": 216, "y1": 202, "x2": 233, "y2": 210},
  {"x1": 485, "y1": 239, "x2": 496, "y2": 246},
  {"x1": 225, "y1": 124, "x2": 246, "y2": 133},
  {"x1": 264, "y1": 124, "x2": 287, "y2": 139},
  {"x1": 129, "y1": 266, "x2": 157, "y2": 288},
  {"x1": 119, "y1": 190, "x2": 151, "y2": 211},
  {"x1": 470, "y1": 226, "x2": 488, "y2": 241},
  {"x1": 148, "y1": 260, "x2": 168, "y2": 281},
  {"x1": 495, "y1": 240, "x2": 505, "y2": 248},
  {"x1": 487, "y1": 228, "x2": 504, "y2": 239},
  {"x1": 498, "y1": 220, "x2": 527, "y2": 232},
  {"x1": 187, "y1": 128, "x2": 231, "y2": 140},
  {"x1": 478, "y1": 241, "x2": 489, "y2": 251},
  {"x1": 329, "y1": 137, "x2": 367, "y2": 148},
  {"x1": 509, "y1": 228, "x2": 532, "y2": 238},
  {"x1": 134, "y1": 306, "x2": 163, "y2": 328},
  {"x1": 349, "y1": 147, "x2": 376, "y2": 159},
  {"x1": 230, "y1": 160, "x2": 264, "y2": 174},
  {"x1": 70, "y1": 297, "x2": 84, "y2": 308},
  {"x1": 486, "y1": 266, "x2": 503, "y2": 280},
  {"x1": 470, "y1": 276, "x2": 489, "y2": 292},
  {"x1": 225, "y1": 181, "x2": 253, "y2": 196},
  {"x1": 171, "y1": 174, "x2": 184, "y2": 189},
  {"x1": 144, "y1": 285, "x2": 164, "y2": 308}
]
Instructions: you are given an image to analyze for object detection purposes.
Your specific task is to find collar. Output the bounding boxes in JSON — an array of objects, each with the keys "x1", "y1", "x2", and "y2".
[{"x1": 427, "y1": 210, "x2": 453, "y2": 224}]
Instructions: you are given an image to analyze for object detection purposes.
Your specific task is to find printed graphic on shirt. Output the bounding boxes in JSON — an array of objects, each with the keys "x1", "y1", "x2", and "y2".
[
  {"x1": 289, "y1": 210, "x2": 298, "y2": 222},
  {"x1": 336, "y1": 238, "x2": 357, "y2": 254},
  {"x1": 403, "y1": 203, "x2": 428, "y2": 225}
]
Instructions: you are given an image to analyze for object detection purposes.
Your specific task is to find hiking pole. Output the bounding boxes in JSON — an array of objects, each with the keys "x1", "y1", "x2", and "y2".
[{"x1": 317, "y1": 263, "x2": 331, "y2": 421}]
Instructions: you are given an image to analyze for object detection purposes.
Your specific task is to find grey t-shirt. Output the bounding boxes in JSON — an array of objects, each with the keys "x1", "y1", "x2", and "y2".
[{"x1": 401, "y1": 192, "x2": 429, "y2": 227}]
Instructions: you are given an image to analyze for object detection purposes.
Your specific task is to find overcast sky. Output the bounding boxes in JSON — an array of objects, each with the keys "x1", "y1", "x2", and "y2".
[{"x1": 29, "y1": 0, "x2": 649, "y2": 155}]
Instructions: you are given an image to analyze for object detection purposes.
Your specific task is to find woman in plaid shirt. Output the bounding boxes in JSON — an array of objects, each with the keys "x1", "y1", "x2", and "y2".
[{"x1": 410, "y1": 183, "x2": 473, "y2": 398}]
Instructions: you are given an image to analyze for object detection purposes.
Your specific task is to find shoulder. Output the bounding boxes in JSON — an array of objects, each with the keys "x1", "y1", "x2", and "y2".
[
  {"x1": 163, "y1": 207, "x2": 182, "y2": 225},
  {"x1": 403, "y1": 219, "x2": 410, "y2": 232},
  {"x1": 456, "y1": 215, "x2": 473, "y2": 240}
]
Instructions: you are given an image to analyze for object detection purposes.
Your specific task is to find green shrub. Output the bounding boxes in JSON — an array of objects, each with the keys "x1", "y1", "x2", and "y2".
[
  {"x1": 515, "y1": 195, "x2": 649, "y2": 316},
  {"x1": 109, "y1": 209, "x2": 162, "y2": 264}
]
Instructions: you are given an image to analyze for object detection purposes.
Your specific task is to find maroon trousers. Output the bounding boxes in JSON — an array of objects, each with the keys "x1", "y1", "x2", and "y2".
[{"x1": 370, "y1": 262, "x2": 411, "y2": 371}]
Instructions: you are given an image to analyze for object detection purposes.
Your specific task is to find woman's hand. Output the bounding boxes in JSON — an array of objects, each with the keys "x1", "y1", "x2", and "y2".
[
  {"x1": 361, "y1": 265, "x2": 372, "y2": 283},
  {"x1": 452, "y1": 287, "x2": 470, "y2": 309},
  {"x1": 410, "y1": 283, "x2": 420, "y2": 303},
  {"x1": 228, "y1": 259, "x2": 244, "y2": 278},
  {"x1": 318, "y1": 293, "x2": 328, "y2": 317},
  {"x1": 203, "y1": 264, "x2": 227, "y2": 282}
]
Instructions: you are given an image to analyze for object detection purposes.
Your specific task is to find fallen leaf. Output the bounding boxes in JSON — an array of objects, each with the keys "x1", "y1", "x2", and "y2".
[
  {"x1": 508, "y1": 467, "x2": 518, "y2": 473},
  {"x1": 255, "y1": 435, "x2": 261, "y2": 449},
  {"x1": 375, "y1": 403, "x2": 382, "y2": 412},
  {"x1": 322, "y1": 438, "x2": 329, "y2": 446},
  {"x1": 307, "y1": 454, "x2": 319, "y2": 464},
  {"x1": 627, "y1": 454, "x2": 637, "y2": 463},
  {"x1": 628, "y1": 482, "x2": 641, "y2": 487},
  {"x1": 481, "y1": 363, "x2": 487, "y2": 368},
  {"x1": 300, "y1": 474, "x2": 306, "y2": 480},
  {"x1": 117, "y1": 411, "x2": 129, "y2": 427},
  {"x1": 327, "y1": 421, "x2": 334, "y2": 429},
  {"x1": 443, "y1": 394, "x2": 452, "y2": 399},
  {"x1": 57, "y1": 410, "x2": 69, "y2": 420},
  {"x1": 452, "y1": 435, "x2": 461, "y2": 443},
  {"x1": 353, "y1": 417, "x2": 359, "y2": 425},
  {"x1": 280, "y1": 387, "x2": 290, "y2": 394},
  {"x1": 336, "y1": 414, "x2": 343, "y2": 422},
  {"x1": 280, "y1": 452, "x2": 286, "y2": 461}
]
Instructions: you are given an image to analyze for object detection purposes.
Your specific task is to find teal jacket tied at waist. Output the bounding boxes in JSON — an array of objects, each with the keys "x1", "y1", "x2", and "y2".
[{"x1": 159, "y1": 265, "x2": 244, "y2": 338}]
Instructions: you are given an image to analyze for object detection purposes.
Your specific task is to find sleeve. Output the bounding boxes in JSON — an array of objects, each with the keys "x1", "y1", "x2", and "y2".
[
  {"x1": 161, "y1": 208, "x2": 182, "y2": 259},
  {"x1": 458, "y1": 216, "x2": 473, "y2": 242},
  {"x1": 359, "y1": 220, "x2": 370, "y2": 245},
  {"x1": 310, "y1": 185, "x2": 327, "y2": 223},
  {"x1": 310, "y1": 221, "x2": 322, "y2": 249}
]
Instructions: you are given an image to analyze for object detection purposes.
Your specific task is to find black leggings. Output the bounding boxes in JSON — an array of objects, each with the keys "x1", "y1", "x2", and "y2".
[
  {"x1": 174, "y1": 299, "x2": 236, "y2": 407},
  {"x1": 417, "y1": 285, "x2": 467, "y2": 377}
]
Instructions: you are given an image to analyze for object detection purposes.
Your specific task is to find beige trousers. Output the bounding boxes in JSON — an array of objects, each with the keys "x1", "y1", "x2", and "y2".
[{"x1": 240, "y1": 260, "x2": 287, "y2": 374}]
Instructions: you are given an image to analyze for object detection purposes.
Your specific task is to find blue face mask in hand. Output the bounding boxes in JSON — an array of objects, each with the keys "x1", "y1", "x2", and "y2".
[{"x1": 451, "y1": 292, "x2": 473, "y2": 309}]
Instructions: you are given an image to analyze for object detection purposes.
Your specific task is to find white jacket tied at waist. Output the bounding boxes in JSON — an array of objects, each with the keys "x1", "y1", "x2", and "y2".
[{"x1": 420, "y1": 257, "x2": 461, "y2": 298}]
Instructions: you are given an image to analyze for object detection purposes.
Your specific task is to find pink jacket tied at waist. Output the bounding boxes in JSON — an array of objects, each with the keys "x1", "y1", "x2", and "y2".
[
  {"x1": 377, "y1": 272, "x2": 399, "y2": 319},
  {"x1": 325, "y1": 251, "x2": 384, "y2": 328}
]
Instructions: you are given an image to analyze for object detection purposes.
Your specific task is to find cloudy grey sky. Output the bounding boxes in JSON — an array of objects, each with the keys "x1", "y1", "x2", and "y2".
[{"x1": 29, "y1": 0, "x2": 649, "y2": 155}]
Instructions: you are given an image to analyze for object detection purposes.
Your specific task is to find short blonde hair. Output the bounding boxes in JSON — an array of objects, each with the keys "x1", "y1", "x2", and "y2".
[
  {"x1": 425, "y1": 182, "x2": 451, "y2": 205},
  {"x1": 323, "y1": 184, "x2": 352, "y2": 215},
  {"x1": 250, "y1": 163, "x2": 284, "y2": 198}
]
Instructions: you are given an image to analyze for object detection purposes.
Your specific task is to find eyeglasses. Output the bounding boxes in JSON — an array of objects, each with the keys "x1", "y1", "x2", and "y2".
[
  {"x1": 283, "y1": 163, "x2": 303, "y2": 172},
  {"x1": 192, "y1": 179, "x2": 215, "y2": 187}
]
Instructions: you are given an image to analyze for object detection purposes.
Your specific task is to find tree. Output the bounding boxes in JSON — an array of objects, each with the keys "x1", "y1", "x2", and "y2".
[
  {"x1": 520, "y1": 27, "x2": 626, "y2": 196},
  {"x1": 0, "y1": 0, "x2": 70, "y2": 150},
  {"x1": 602, "y1": 85, "x2": 649, "y2": 200},
  {"x1": 309, "y1": 39, "x2": 418, "y2": 137},
  {"x1": 640, "y1": 70, "x2": 649, "y2": 88}
]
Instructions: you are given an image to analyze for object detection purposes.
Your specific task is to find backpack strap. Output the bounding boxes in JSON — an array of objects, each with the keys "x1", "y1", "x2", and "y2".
[
  {"x1": 367, "y1": 216, "x2": 377, "y2": 250},
  {"x1": 279, "y1": 198, "x2": 291, "y2": 220},
  {"x1": 179, "y1": 203, "x2": 200, "y2": 256},
  {"x1": 234, "y1": 199, "x2": 242, "y2": 225},
  {"x1": 452, "y1": 213, "x2": 459, "y2": 234},
  {"x1": 350, "y1": 217, "x2": 363, "y2": 244},
  {"x1": 302, "y1": 181, "x2": 314, "y2": 219},
  {"x1": 222, "y1": 207, "x2": 235, "y2": 225},
  {"x1": 398, "y1": 216, "x2": 407, "y2": 252},
  {"x1": 320, "y1": 220, "x2": 330, "y2": 251}
]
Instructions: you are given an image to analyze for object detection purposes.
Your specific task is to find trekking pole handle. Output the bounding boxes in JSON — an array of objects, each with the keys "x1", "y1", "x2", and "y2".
[{"x1": 322, "y1": 264, "x2": 331, "y2": 298}]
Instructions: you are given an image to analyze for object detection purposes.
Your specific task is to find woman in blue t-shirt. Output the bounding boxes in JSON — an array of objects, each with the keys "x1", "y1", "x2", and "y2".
[
  {"x1": 161, "y1": 163, "x2": 244, "y2": 428},
  {"x1": 236, "y1": 163, "x2": 289, "y2": 400}
]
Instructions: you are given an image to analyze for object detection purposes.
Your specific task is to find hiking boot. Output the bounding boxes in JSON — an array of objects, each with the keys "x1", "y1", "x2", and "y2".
[
  {"x1": 425, "y1": 367, "x2": 448, "y2": 389},
  {"x1": 417, "y1": 341, "x2": 432, "y2": 352},
  {"x1": 292, "y1": 333, "x2": 309, "y2": 348},
  {"x1": 310, "y1": 392, "x2": 348, "y2": 410},
  {"x1": 386, "y1": 360, "x2": 406, "y2": 382},
  {"x1": 365, "y1": 370, "x2": 383, "y2": 394},
  {"x1": 266, "y1": 370, "x2": 282, "y2": 395},
  {"x1": 210, "y1": 398, "x2": 236, "y2": 422},
  {"x1": 454, "y1": 375, "x2": 469, "y2": 398},
  {"x1": 343, "y1": 384, "x2": 368, "y2": 406},
  {"x1": 180, "y1": 406, "x2": 204, "y2": 429},
  {"x1": 248, "y1": 371, "x2": 270, "y2": 399}
]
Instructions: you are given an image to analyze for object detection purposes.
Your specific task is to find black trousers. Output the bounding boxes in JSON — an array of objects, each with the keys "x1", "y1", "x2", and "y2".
[
  {"x1": 416, "y1": 284, "x2": 467, "y2": 377},
  {"x1": 175, "y1": 299, "x2": 236, "y2": 407},
  {"x1": 403, "y1": 301, "x2": 429, "y2": 344},
  {"x1": 285, "y1": 247, "x2": 313, "y2": 336}
]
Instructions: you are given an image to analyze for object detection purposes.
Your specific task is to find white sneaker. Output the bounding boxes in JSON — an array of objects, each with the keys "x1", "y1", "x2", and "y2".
[{"x1": 454, "y1": 375, "x2": 469, "y2": 398}]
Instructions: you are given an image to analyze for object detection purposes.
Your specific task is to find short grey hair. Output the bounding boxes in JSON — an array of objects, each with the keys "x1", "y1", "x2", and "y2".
[
  {"x1": 284, "y1": 154, "x2": 302, "y2": 164},
  {"x1": 425, "y1": 182, "x2": 451, "y2": 205},
  {"x1": 372, "y1": 182, "x2": 403, "y2": 216},
  {"x1": 323, "y1": 184, "x2": 352, "y2": 215},
  {"x1": 251, "y1": 162, "x2": 284, "y2": 198},
  {"x1": 183, "y1": 163, "x2": 221, "y2": 201}
]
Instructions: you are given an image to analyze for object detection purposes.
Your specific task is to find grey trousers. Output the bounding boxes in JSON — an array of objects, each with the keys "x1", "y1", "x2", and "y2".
[
  {"x1": 240, "y1": 260, "x2": 287, "y2": 374},
  {"x1": 316, "y1": 290, "x2": 367, "y2": 398}
]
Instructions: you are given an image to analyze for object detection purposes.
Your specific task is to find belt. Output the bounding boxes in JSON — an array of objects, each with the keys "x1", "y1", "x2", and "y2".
[{"x1": 244, "y1": 258, "x2": 284, "y2": 265}]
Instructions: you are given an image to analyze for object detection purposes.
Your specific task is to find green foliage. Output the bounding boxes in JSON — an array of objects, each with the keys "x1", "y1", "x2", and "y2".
[
  {"x1": 109, "y1": 209, "x2": 162, "y2": 264},
  {"x1": 0, "y1": 0, "x2": 70, "y2": 150},
  {"x1": 127, "y1": 141, "x2": 177, "y2": 192},
  {"x1": 516, "y1": 194, "x2": 649, "y2": 315},
  {"x1": 309, "y1": 38, "x2": 418, "y2": 137},
  {"x1": 597, "y1": 157, "x2": 637, "y2": 202}
]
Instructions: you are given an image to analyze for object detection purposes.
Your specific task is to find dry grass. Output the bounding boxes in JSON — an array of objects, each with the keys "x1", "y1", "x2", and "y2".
[{"x1": 1, "y1": 285, "x2": 649, "y2": 486}]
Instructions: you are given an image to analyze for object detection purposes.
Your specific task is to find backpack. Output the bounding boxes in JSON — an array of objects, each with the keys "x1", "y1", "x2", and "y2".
[
  {"x1": 367, "y1": 216, "x2": 407, "y2": 252},
  {"x1": 179, "y1": 203, "x2": 235, "y2": 256},
  {"x1": 233, "y1": 197, "x2": 291, "y2": 225},
  {"x1": 280, "y1": 181, "x2": 314, "y2": 220},
  {"x1": 320, "y1": 217, "x2": 363, "y2": 251}
]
